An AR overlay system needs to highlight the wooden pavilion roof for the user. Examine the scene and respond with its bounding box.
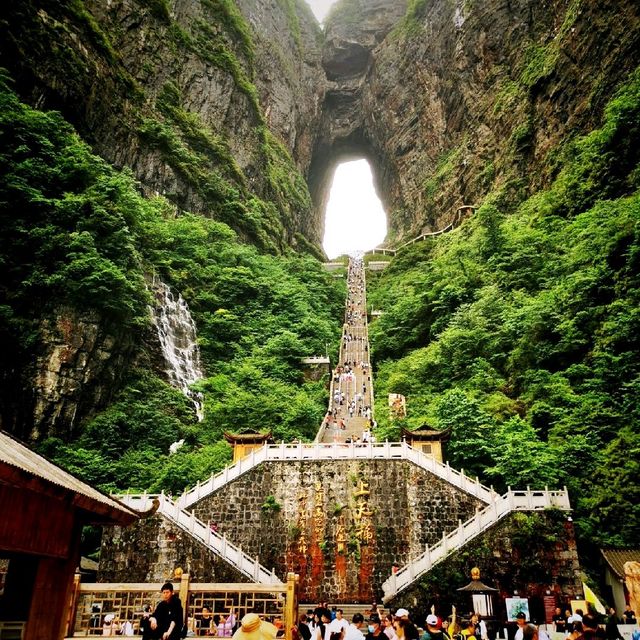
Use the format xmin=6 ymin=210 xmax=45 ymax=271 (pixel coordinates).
xmin=223 ymin=429 xmax=273 ymax=444
xmin=401 ymin=425 xmax=450 ymax=441
xmin=601 ymin=548 xmax=640 ymax=578
xmin=0 ymin=430 xmax=139 ymax=526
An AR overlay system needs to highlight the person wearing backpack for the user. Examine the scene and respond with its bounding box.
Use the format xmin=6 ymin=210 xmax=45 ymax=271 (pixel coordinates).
xmin=421 ymin=615 xmax=449 ymax=640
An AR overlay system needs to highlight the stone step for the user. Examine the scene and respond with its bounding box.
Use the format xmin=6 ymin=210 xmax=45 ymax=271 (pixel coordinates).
xmin=319 ymin=416 xmax=374 ymax=443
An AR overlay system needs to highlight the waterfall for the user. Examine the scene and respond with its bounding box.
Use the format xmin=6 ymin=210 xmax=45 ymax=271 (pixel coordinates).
xmin=150 ymin=279 xmax=204 ymax=421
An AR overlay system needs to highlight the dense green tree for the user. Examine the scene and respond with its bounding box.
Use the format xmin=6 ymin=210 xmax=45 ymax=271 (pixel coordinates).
xmin=368 ymin=67 xmax=640 ymax=547
xmin=0 ymin=74 xmax=344 ymax=494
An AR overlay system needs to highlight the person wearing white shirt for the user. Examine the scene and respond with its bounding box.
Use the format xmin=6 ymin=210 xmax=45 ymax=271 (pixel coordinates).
xmin=345 ymin=614 xmax=366 ymax=640
xmin=328 ymin=611 xmax=350 ymax=640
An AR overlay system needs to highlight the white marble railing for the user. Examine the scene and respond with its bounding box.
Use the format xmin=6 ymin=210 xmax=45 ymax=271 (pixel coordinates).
xmin=150 ymin=442 xmax=499 ymax=510
xmin=381 ymin=487 xmax=571 ymax=602
xmin=117 ymin=493 xmax=279 ymax=585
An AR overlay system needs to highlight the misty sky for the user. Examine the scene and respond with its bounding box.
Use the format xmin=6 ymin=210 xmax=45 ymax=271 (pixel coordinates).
xmin=305 ymin=0 xmax=335 ymax=22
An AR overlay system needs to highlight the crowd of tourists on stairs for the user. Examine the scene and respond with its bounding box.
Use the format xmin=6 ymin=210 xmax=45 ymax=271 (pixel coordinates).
xmin=322 ymin=257 xmax=377 ymax=444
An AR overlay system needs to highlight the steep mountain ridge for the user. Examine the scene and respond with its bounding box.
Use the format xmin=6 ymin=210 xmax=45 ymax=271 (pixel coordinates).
xmin=315 ymin=0 xmax=640 ymax=241
xmin=1 ymin=0 xmax=325 ymax=251
xmin=1 ymin=0 xmax=639 ymax=458
xmin=3 ymin=1 xmax=639 ymax=247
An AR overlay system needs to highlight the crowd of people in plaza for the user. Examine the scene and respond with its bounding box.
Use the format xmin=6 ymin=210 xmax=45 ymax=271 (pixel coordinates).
xmin=294 ymin=603 xmax=495 ymax=640
xmin=91 ymin=578 xmax=640 ymax=640
xmin=290 ymin=602 xmax=640 ymax=640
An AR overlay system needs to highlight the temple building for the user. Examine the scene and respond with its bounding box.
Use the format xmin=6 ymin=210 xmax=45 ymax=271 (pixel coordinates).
xmin=224 ymin=429 xmax=273 ymax=463
xmin=0 ymin=430 xmax=138 ymax=640
xmin=401 ymin=425 xmax=450 ymax=463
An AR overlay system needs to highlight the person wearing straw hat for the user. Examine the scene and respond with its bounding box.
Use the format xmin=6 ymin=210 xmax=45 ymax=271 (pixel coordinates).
xmin=233 ymin=613 xmax=278 ymax=640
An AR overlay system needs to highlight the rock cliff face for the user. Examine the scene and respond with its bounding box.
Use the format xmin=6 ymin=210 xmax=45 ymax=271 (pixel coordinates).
xmin=313 ymin=0 xmax=640 ymax=241
xmin=1 ymin=0 xmax=326 ymax=250
xmin=2 ymin=307 xmax=138 ymax=442
xmin=307 ymin=0 xmax=408 ymax=220
xmin=0 ymin=0 xmax=327 ymax=436
xmin=1 ymin=0 xmax=639 ymax=439
xmin=3 ymin=0 xmax=639 ymax=248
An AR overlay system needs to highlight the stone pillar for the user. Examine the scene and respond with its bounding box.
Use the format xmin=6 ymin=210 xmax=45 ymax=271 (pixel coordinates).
xmin=285 ymin=572 xmax=298 ymax=640
xmin=179 ymin=572 xmax=191 ymax=624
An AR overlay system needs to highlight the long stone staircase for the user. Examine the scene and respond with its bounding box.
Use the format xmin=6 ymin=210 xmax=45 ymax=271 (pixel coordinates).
xmin=381 ymin=487 xmax=571 ymax=602
xmin=117 ymin=256 xmax=571 ymax=600
xmin=317 ymin=257 xmax=374 ymax=445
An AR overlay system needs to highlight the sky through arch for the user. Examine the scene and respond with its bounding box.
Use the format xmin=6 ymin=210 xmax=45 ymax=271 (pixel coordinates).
xmin=306 ymin=0 xmax=336 ymax=23
xmin=322 ymin=159 xmax=387 ymax=259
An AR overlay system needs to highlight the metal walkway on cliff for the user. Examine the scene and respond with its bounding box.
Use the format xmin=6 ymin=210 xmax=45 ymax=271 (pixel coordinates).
xmin=364 ymin=204 xmax=475 ymax=258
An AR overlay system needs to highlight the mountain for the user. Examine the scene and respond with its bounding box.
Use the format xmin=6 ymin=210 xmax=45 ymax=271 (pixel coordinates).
xmin=0 ymin=0 xmax=639 ymax=551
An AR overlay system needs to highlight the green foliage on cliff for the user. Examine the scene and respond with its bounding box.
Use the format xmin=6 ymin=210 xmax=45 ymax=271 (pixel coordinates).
xmin=260 ymin=126 xmax=313 ymax=229
xmin=201 ymin=0 xmax=256 ymax=68
xmin=367 ymin=66 xmax=640 ymax=548
xmin=156 ymin=81 xmax=244 ymax=183
xmin=140 ymin=0 xmax=172 ymax=24
xmin=1 ymin=0 xmax=317 ymax=259
xmin=411 ymin=511 xmax=569 ymax=610
xmin=0 ymin=74 xmax=344 ymax=494
xmin=0 ymin=74 xmax=149 ymax=326
xmin=136 ymin=78 xmax=318 ymax=254
xmin=276 ymin=0 xmax=302 ymax=50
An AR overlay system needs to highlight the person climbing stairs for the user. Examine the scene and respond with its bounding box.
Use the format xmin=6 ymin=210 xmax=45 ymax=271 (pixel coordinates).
xmin=319 ymin=257 xmax=375 ymax=444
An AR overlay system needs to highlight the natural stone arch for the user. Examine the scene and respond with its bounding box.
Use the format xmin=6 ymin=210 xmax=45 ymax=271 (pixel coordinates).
xmin=308 ymin=0 xmax=407 ymax=245
xmin=307 ymin=138 xmax=391 ymax=244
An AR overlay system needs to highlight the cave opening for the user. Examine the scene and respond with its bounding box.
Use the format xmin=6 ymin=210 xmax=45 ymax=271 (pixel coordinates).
xmin=322 ymin=159 xmax=387 ymax=259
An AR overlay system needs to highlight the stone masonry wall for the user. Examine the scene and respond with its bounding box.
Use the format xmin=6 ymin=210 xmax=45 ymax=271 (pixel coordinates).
xmin=188 ymin=459 xmax=484 ymax=602
xmin=100 ymin=460 xmax=581 ymax=606
xmin=99 ymin=514 xmax=250 ymax=584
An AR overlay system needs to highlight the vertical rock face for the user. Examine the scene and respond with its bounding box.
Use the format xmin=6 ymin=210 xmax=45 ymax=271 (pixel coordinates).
xmin=24 ymin=308 xmax=136 ymax=442
xmin=308 ymin=0 xmax=408 ymax=222
xmin=0 ymin=0 xmax=327 ymax=248
xmin=0 ymin=0 xmax=328 ymax=438
xmin=312 ymin=0 xmax=640 ymax=241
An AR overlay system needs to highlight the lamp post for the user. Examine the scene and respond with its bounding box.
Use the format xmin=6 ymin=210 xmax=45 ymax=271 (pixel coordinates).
xmin=457 ymin=567 xmax=498 ymax=618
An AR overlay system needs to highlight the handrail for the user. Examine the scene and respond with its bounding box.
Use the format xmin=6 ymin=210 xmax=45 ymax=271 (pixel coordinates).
xmin=362 ymin=265 xmax=374 ymax=419
xmin=381 ymin=487 xmax=571 ymax=602
xmin=119 ymin=442 xmax=498 ymax=512
xmin=366 ymin=205 xmax=474 ymax=258
xmin=118 ymin=493 xmax=279 ymax=585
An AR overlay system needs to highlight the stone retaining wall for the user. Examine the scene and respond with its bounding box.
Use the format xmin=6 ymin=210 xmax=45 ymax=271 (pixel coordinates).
xmin=99 ymin=460 xmax=580 ymax=605
xmin=98 ymin=514 xmax=250 ymax=584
